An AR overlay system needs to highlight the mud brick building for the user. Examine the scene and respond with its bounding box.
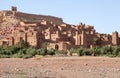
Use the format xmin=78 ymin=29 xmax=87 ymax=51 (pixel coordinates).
xmin=0 ymin=7 xmax=120 ymax=51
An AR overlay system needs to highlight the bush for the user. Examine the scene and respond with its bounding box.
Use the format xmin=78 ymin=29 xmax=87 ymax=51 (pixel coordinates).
xmin=112 ymin=46 xmax=120 ymax=56
xmin=22 ymin=55 xmax=33 ymax=59
xmin=36 ymin=49 xmax=41 ymax=55
xmin=7 ymin=46 xmax=20 ymax=54
xmin=12 ymin=53 xmax=24 ymax=58
xmin=16 ymin=38 xmax=30 ymax=49
xmin=107 ymin=54 xmax=116 ymax=57
xmin=36 ymin=48 xmax=47 ymax=56
xmin=18 ymin=48 xmax=26 ymax=55
xmin=118 ymin=52 xmax=120 ymax=57
xmin=47 ymin=49 xmax=55 ymax=55
xmin=100 ymin=46 xmax=113 ymax=56
xmin=0 ymin=46 xmax=20 ymax=56
xmin=77 ymin=47 xmax=85 ymax=56
xmin=53 ymin=50 xmax=67 ymax=56
xmin=26 ymin=47 xmax=36 ymax=56
xmin=69 ymin=48 xmax=76 ymax=56
xmin=84 ymin=49 xmax=92 ymax=55
xmin=1 ymin=43 xmax=120 ymax=58
xmin=0 ymin=55 xmax=11 ymax=58
xmin=93 ymin=47 xmax=101 ymax=56
xmin=60 ymin=50 xmax=67 ymax=55
xmin=54 ymin=50 xmax=60 ymax=54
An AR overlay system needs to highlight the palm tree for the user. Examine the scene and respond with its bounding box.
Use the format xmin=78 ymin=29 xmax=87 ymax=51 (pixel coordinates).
xmin=42 ymin=42 xmax=49 ymax=49
xmin=92 ymin=38 xmax=98 ymax=56
xmin=93 ymin=38 xmax=97 ymax=46
xmin=42 ymin=42 xmax=49 ymax=55
xmin=16 ymin=37 xmax=30 ymax=49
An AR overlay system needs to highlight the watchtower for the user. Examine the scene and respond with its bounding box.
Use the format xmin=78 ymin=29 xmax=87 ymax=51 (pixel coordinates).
xmin=11 ymin=6 xmax=17 ymax=11
xmin=112 ymin=31 xmax=119 ymax=45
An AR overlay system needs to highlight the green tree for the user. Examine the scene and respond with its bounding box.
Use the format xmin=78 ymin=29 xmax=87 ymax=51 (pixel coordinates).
xmin=47 ymin=49 xmax=55 ymax=55
xmin=36 ymin=48 xmax=47 ymax=56
xmin=92 ymin=38 xmax=98 ymax=46
xmin=92 ymin=38 xmax=98 ymax=56
xmin=77 ymin=47 xmax=85 ymax=56
xmin=113 ymin=46 xmax=120 ymax=56
xmin=16 ymin=38 xmax=30 ymax=49
xmin=26 ymin=47 xmax=36 ymax=56
xmin=42 ymin=42 xmax=49 ymax=49
xmin=69 ymin=48 xmax=76 ymax=56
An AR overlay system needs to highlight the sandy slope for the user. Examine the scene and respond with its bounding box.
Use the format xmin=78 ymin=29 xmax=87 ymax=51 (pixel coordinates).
xmin=0 ymin=56 xmax=120 ymax=78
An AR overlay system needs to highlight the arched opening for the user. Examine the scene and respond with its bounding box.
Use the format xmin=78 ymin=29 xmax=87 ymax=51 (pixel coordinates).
xmin=55 ymin=44 xmax=59 ymax=50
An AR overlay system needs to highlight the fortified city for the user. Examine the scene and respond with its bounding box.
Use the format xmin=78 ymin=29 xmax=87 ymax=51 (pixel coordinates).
xmin=0 ymin=6 xmax=119 ymax=51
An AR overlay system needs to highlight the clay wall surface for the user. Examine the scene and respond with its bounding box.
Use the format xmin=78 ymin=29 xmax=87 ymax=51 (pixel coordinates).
xmin=14 ymin=12 xmax=63 ymax=25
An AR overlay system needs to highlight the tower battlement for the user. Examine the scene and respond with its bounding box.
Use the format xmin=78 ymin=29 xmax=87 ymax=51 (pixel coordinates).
xmin=11 ymin=6 xmax=17 ymax=11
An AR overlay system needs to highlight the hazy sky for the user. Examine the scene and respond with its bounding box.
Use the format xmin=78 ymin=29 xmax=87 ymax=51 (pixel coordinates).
xmin=0 ymin=0 xmax=120 ymax=34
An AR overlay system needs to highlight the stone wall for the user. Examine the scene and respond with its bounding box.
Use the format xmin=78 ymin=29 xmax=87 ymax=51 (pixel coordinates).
xmin=14 ymin=12 xmax=63 ymax=25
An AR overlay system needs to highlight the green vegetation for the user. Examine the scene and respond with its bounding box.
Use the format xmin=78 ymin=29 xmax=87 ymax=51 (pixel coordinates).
xmin=0 ymin=39 xmax=65 ymax=58
xmin=0 ymin=38 xmax=120 ymax=58
xmin=70 ymin=46 xmax=120 ymax=57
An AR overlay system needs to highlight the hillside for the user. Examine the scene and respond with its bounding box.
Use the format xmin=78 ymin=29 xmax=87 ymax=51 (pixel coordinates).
xmin=0 ymin=7 xmax=64 ymax=29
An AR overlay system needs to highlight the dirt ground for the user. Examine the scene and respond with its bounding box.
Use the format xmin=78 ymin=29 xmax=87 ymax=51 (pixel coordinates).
xmin=0 ymin=56 xmax=120 ymax=78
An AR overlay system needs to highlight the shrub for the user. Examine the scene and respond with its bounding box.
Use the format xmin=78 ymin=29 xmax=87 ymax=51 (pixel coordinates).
xmin=0 ymin=55 xmax=11 ymax=58
xmin=36 ymin=48 xmax=47 ymax=56
xmin=118 ymin=52 xmax=120 ymax=57
xmin=93 ymin=47 xmax=101 ymax=56
xmin=77 ymin=47 xmax=85 ymax=56
xmin=22 ymin=55 xmax=33 ymax=59
xmin=107 ymin=54 xmax=116 ymax=57
xmin=36 ymin=49 xmax=41 ymax=55
xmin=18 ymin=48 xmax=26 ymax=55
xmin=16 ymin=38 xmax=30 ymax=49
xmin=47 ymin=49 xmax=55 ymax=55
xmin=26 ymin=47 xmax=36 ymax=56
xmin=113 ymin=46 xmax=120 ymax=56
xmin=60 ymin=50 xmax=67 ymax=55
xmin=13 ymin=53 xmax=24 ymax=58
xmin=0 ymin=46 xmax=20 ymax=56
xmin=84 ymin=49 xmax=92 ymax=55
xmin=54 ymin=50 xmax=62 ymax=54
xmin=100 ymin=46 xmax=114 ymax=55
xmin=69 ymin=48 xmax=77 ymax=56
xmin=54 ymin=50 xmax=67 ymax=55
xmin=12 ymin=48 xmax=26 ymax=58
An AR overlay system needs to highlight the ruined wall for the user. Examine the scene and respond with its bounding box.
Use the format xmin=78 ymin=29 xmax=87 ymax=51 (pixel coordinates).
xmin=97 ymin=34 xmax=112 ymax=46
xmin=14 ymin=12 xmax=63 ymax=25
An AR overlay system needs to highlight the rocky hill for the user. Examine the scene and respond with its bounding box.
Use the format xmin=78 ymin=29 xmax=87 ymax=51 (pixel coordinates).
xmin=0 ymin=7 xmax=64 ymax=29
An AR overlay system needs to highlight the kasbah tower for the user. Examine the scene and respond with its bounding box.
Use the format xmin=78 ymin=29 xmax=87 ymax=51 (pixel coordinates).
xmin=0 ymin=6 xmax=119 ymax=51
